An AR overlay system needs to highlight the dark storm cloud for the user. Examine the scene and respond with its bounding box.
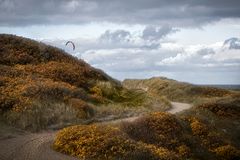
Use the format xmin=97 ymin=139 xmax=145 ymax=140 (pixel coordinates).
xmin=142 ymin=26 xmax=178 ymax=41
xmin=0 ymin=0 xmax=240 ymax=26
xmin=223 ymin=38 xmax=240 ymax=50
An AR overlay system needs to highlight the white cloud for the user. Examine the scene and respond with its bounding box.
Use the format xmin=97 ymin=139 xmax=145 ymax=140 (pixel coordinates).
xmin=206 ymin=49 xmax=240 ymax=61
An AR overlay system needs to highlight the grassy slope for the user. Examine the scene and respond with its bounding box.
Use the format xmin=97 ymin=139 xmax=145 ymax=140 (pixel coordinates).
xmin=123 ymin=77 xmax=237 ymax=104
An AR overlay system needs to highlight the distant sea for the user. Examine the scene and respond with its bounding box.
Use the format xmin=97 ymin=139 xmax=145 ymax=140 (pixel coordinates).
xmin=198 ymin=84 xmax=240 ymax=90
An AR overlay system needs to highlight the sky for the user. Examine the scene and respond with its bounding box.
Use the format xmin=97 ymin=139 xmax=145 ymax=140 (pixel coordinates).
xmin=0 ymin=0 xmax=240 ymax=84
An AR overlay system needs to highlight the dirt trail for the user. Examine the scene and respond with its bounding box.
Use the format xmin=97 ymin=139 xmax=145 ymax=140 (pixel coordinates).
xmin=0 ymin=102 xmax=191 ymax=160
xmin=104 ymin=101 xmax=192 ymax=124
xmin=0 ymin=131 xmax=78 ymax=160
xmin=168 ymin=102 xmax=192 ymax=114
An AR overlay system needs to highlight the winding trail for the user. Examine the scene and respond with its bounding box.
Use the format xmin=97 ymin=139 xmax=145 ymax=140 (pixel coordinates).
xmin=0 ymin=102 xmax=191 ymax=160
xmin=104 ymin=102 xmax=192 ymax=124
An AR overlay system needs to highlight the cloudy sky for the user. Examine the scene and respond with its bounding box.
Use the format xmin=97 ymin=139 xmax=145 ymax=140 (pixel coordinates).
xmin=1 ymin=0 xmax=240 ymax=84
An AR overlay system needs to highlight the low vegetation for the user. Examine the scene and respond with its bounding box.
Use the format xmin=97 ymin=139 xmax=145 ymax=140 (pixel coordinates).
xmin=54 ymin=111 xmax=240 ymax=160
xmin=123 ymin=77 xmax=237 ymax=103
xmin=53 ymin=122 xmax=180 ymax=160
xmin=54 ymin=91 xmax=240 ymax=159
xmin=121 ymin=112 xmax=184 ymax=149
xmin=197 ymin=96 xmax=240 ymax=118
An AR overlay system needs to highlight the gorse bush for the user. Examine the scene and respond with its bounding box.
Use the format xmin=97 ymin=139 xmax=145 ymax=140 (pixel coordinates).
xmin=121 ymin=112 xmax=183 ymax=149
xmin=197 ymin=97 xmax=240 ymax=118
xmin=121 ymin=112 xmax=192 ymax=159
xmin=54 ymin=125 xmax=149 ymax=160
xmin=213 ymin=145 xmax=240 ymax=160
xmin=53 ymin=124 xmax=180 ymax=160
xmin=186 ymin=117 xmax=240 ymax=159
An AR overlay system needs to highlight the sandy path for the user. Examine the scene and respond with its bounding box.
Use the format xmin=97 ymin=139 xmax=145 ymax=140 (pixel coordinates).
xmin=100 ymin=102 xmax=192 ymax=124
xmin=168 ymin=102 xmax=192 ymax=114
xmin=0 ymin=131 xmax=78 ymax=160
xmin=0 ymin=102 xmax=191 ymax=160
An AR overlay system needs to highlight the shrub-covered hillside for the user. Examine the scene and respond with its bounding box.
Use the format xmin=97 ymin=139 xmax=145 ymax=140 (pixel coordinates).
xmin=54 ymin=95 xmax=240 ymax=160
xmin=0 ymin=34 xmax=121 ymax=130
xmin=0 ymin=34 xmax=171 ymax=131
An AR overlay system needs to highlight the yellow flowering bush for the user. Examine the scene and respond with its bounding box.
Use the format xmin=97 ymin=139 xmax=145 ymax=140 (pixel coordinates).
xmin=189 ymin=117 xmax=208 ymax=137
xmin=53 ymin=123 xmax=183 ymax=160
xmin=213 ymin=145 xmax=240 ymax=160
xmin=197 ymin=98 xmax=240 ymax=118
xmin=121 ymin=112 xmax=184 ymax=149
xmin=54 ymin=124 xmax=140 ymax=159
xmin=90 ymin=86 xmax=103 ymax=97
xmin=187 ymin=117 xmax=240 ymax=159
xmin=177 ymin=145 xmax=191 ymax=158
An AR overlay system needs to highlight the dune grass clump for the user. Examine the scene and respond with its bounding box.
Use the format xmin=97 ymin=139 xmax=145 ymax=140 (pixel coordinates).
xmin=6 ymin=101 xmax=80 ymax=131
xmin=68 ymin=98 xmax=95 ymax=119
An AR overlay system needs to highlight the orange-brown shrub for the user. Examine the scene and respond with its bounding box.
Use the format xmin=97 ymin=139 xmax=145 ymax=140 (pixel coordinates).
xmin=0 ymin=73 xmax=78 ymax=112
xmin=121 ymin=112 xmax=185 ymax=150
xmin=53 ymin=125 xmax=146 ymax=159
xmin=197 ymin=98 xmax=240 ymax=118
xmin=176 ymin=144 xmax=191 ymax=158
xmin=189 ymin=86 xmax=231 ymax=98
xmin=90 ymin=86 xmax=103 ymax=97
xmin=190 ymin=117 xmax=209 ymax=137
xmin=188 ymin=117 xmax=228 ymax=152
xmin=53 ymin=124 xmax=180 ymax=160
xmin=213 ymin=145 xmax=240 ymax=160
